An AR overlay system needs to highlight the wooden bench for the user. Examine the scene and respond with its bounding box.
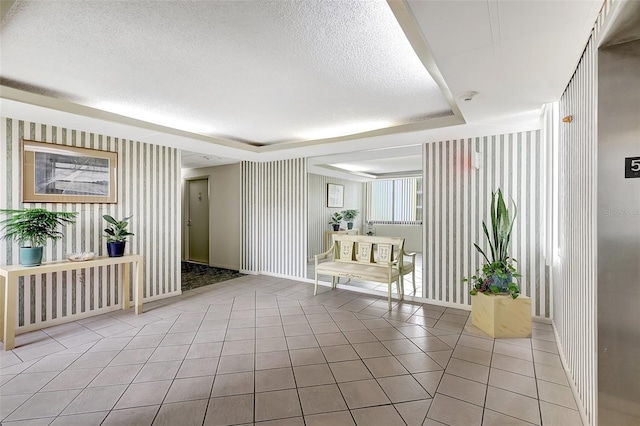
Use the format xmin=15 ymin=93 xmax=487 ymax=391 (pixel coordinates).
xmin=314 ymin=235 xmax=410 ymax=310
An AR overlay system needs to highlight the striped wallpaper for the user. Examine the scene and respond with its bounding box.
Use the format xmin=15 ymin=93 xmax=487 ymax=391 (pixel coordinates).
xmin=307 ymin=173 xmax=364 ymax=262
xmin=241 ymin=159 xmax=307 ymax=278
xmin=422 ymin=131 xmax=548 ymax=316
xmin=553 ymin=5 xmax=607 ymax=424
xmin=0 ymin=117 xmax=181 ymax=328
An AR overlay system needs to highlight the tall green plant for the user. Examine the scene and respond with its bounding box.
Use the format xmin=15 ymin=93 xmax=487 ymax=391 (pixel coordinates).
xmin=475 ymin=189 xmax=516 ymax=265
xmin=0 ymin=208 xmax=78 ymax=247
xmin=464 ymin=189 xmax=521 ymax=298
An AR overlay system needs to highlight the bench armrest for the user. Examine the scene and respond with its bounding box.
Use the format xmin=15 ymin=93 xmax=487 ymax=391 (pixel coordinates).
xmin=314 ymin=248 xmax=334 ymax=264
xmin=401 ymin=250 xmax=417 ymax=260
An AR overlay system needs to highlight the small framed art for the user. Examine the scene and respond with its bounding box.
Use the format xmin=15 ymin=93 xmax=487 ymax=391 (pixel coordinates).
xmin=327 ymin=183 xmax=344 ymax=208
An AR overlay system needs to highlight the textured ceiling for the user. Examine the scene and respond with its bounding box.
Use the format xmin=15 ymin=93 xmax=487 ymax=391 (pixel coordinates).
xmin=406 ymin=0 xmax=603 ymax=126
xmin=181 ymin=150 xmax=238 ymax=170
xmin=0 ymin=0 xmax=453 ymax=146
xmin=0 ymin=0 xmax=605 ymax=173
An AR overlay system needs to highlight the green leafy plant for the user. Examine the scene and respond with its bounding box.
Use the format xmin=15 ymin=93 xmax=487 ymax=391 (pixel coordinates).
xmin=103 ymin=215 xmax=134 ymax=242
xmin=0 ymin=208 xmax=78 ymax=247
xmin=464 ymin=189 xmax=521 ymax=299
xmin=341 ymin=209 xmax=359 ymax=222
xmin=329 ymin=212 xmax=343 ymax=226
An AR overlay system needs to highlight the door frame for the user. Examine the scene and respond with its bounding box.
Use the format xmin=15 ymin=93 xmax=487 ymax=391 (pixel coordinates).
xmin=184 ymin=175 xmax=210 ymax=264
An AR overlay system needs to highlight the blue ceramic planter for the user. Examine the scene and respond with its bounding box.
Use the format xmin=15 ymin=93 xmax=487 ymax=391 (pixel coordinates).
xmin=107 ymin=241 xmax=126 ymax=257
xmin=486 ymin=272 xmax=513 ymax=292
xmin=20 ymin=247 xmax=43 ymax=266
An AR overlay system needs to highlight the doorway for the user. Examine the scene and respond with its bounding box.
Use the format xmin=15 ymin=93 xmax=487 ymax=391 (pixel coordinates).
xmin=185 ymin=177 xmax=210 ymax=264
xmin=306 ymin=147 xmax=425 ymax=298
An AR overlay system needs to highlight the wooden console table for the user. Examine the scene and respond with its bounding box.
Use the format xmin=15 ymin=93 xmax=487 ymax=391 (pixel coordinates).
xmin=0 ymin=254 xmax=144 ymax=350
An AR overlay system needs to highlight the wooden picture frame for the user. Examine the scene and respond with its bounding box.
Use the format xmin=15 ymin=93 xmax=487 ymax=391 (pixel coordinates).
xmin=22 ymin=140 xmax=118 ymax=203
xmin=327 ymin=183 xmax=344 ymax=208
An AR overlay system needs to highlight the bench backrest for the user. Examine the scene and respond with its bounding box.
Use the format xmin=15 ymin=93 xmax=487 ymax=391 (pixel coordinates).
xmin=331 ymin=234 xmax=405 ymax=267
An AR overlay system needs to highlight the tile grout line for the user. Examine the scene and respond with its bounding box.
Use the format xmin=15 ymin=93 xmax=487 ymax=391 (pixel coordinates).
xmin=7 ymin=329 xmax=127 ymax=423
xmin=282 ymin=294 xmax=309 ymax=425
xmin=532 ymin=335 xmax=544 ymax=426
xmin=149 ymin=303 xmax=209 ymax=425
xmin=2 ymin=277 xmax=555 ymax=425
xmin=90 ymin=313 xmax=165 ymax=422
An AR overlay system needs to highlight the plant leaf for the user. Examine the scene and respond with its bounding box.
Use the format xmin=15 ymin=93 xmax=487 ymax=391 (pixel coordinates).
xmin=473 ymin=243 xmax=490 ymax=264
xmin=481 ymin=221 xmax=496 ymax=263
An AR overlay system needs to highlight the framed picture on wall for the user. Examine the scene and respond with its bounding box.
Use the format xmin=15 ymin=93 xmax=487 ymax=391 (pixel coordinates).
xmin=22 ymin=140 xmax=118 ymax=203
xmin=327 ymin=183 xmax=344 ymax=208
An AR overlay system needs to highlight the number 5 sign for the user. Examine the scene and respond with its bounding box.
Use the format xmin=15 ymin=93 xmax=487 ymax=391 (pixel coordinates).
xmin=626 ymin=157 xmax=640 ymax=178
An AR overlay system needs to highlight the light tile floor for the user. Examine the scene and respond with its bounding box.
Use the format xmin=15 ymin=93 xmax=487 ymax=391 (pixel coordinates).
xmin=0 ymin=275 xmax=582 ymax=425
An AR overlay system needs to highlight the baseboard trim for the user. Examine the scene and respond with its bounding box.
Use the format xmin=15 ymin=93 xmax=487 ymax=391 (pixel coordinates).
xmin=255 ymin=271 xmax=306 ymax=280
xmin=209 ymin=263 xmax=241 ymax=271
xmin=533 ymin=316 xmax=552 ymax=324
xmin=551 ymin=320 xmax=592 ymax=426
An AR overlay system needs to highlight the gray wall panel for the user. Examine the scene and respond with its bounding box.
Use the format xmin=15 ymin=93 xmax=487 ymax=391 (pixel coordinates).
xmin=597 ymin=39 xmax=640 ymax=426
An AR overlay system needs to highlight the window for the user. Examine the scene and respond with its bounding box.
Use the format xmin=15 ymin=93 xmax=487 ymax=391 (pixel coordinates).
xmin=367 ymin=178 xmax=422 ymax=225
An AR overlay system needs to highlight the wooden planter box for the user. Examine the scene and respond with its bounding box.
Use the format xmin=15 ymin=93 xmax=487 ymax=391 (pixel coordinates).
xmin=471 ymin=294 xmax=532 ymax=338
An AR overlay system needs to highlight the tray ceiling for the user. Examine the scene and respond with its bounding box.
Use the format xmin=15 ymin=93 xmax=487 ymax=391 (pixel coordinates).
xmin=0 ymin=0 xmax=456 ymax=147
xmin=0 ymin=0 xmax=605 ymax=169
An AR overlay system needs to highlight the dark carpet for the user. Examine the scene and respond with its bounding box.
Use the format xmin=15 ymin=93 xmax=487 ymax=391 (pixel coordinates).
xmin=181 ymin=262 xmax=245 ymax=291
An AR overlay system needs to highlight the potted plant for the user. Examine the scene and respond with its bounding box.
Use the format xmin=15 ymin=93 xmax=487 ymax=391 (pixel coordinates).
xmin=103 ymin=215 xmax=134 ymax=257
xmin=465 ymin=189 xmax=521 ymax=298
xmin=341 ymin=209 xmax=359 ymax=230
xmin=0 ymin=208 xmax=78 ymax=266
xmin=329 ymin=212 xmax=343 ymax=231
xmin=464 ymin=189 xmax=530 ymax=338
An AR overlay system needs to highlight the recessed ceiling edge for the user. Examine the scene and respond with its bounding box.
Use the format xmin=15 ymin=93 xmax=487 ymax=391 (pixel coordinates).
xmin=257 ymin=114 xmax=463 ymax=153
xmin=0 ymin=86 xmax=259 ymax=153
xmin=386 ymin=0 xmax=466 ymax=123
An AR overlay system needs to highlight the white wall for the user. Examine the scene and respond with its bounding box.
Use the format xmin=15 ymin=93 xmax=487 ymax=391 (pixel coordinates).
xmin=182 ymin=163 xmax=241 ymax=270
xmin=374 ymin=225 xmax=421 ymax=253
xmin=307 ymin=173 xmax=365 ymax=261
